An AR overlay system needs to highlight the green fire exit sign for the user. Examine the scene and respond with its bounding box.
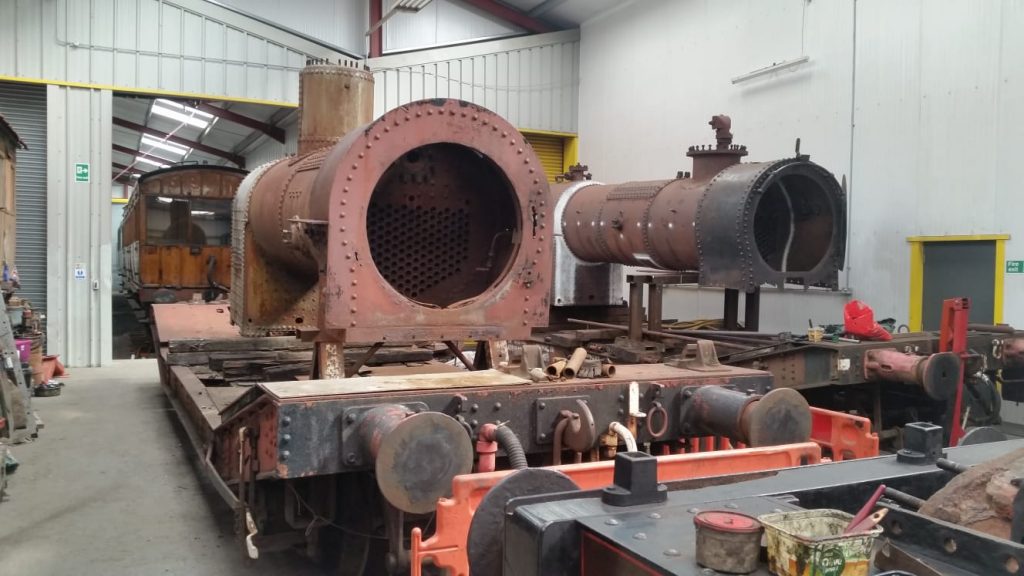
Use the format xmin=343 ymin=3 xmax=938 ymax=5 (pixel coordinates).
xmin=1008 ymin=260 xmax=1024 ymax=274
xmin=74 ymin=162 xmax=90 ymax=183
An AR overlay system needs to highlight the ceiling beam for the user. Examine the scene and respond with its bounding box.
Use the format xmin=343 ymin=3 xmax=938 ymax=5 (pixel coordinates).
xmin=112 ymin=143 xmax=178 ymax=165
xmin=112 ymin=117 xmax=246 ymax=168
xmin=527 ymin=0 xmax=567 ymax=17
xmin=459 ymin=0 xmax=555 ymax=33
xmin=194 ymin=103 xmax=286 ymax=143
xmin=112 ymin=162 xmax=149 ymax=176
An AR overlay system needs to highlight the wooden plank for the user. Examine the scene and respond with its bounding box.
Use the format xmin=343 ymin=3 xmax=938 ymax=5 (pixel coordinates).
xmin=166 ymin=351 xmax=211 ymax=366
xmin=168 ymin=336 xmax=313 ymax=353
xmin=260 ymin=369 xmax=528 ymax=400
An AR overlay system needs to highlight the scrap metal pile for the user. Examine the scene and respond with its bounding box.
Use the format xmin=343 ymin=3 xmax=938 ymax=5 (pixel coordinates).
xmin=150 ymin=61 xmax=1023 ymax=575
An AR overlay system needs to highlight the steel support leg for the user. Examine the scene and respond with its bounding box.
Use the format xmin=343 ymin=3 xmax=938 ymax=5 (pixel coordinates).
xmin=724 ymin=289 xmax=740 ymax=330
xmin=628 ymin=282 xmax=645 ymax=341
xmin=648 ymin=284 xmax=663 ymax=332
xmin=744 ymin=287 xmax=761 ymax=331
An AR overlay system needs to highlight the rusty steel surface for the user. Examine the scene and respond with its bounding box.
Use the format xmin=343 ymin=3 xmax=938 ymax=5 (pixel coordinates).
xmin=235 ymin=98 xmax=552 ymax=343
xmin=297 ymin=63 xmax=374 ymax=156
xmin=213 ymin=365 xmax=778 ymax=481
xmin=863 ymin=348 xmax=960 ymax=400
xmin=151 ymin=302 xmax=238 ymax=343
xmin=359 ymin=405 xmax=474 ymax=514
xmin=559 ymin=116 xmax=846 ymax=290
xmin=680 ymin=385 xmax=811 ymax=447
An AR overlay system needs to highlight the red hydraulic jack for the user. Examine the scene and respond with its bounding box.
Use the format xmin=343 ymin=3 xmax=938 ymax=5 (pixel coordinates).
xmin=938 ymin=297 xmax=969 ymax=446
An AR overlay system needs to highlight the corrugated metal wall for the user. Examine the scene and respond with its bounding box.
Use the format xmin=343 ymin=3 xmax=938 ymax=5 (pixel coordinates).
xmin=213 ymin=0 xmax=366 ymax=55
xmin=0 ymin=0 xmax=349 ymax=105
xmin=384 ymin=0 xmax=523 ymax=54
xmin=47 ymin=86 xmax=113 ymax=367
xmin=368 ymin=30 xmax=579 ymax=133
xmin=0 ymin=82 xmax=47 ymax=316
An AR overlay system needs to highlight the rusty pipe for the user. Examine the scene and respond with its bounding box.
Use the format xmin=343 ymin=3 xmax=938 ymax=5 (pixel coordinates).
xmin=679 ymin=386 xmax=811 ymax=447
xmin=556 ymin=118 xmax=846 ymax=290
xmin=358 ymin=405 xmax=473 ymax=514
xmin=863 ymin=349 xmax=960 ymax=400
xmin=562 ymin=347 xmax=588 ymax=379
xmin=546 ymin=358 xmax=567 ymax=378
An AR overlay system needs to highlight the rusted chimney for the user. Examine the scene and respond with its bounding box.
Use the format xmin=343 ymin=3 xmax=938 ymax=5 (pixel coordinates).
xmin=297 ymin=59 xmax=374 ymax=156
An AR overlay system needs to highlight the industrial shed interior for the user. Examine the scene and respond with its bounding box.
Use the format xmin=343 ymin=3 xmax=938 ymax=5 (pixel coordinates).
xmin=3 ymin=1 xmax=1024 ymax=575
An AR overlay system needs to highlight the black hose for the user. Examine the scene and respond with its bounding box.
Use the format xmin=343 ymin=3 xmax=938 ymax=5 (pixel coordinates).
xmin=494 ymin=424 xmax=528 ymax=470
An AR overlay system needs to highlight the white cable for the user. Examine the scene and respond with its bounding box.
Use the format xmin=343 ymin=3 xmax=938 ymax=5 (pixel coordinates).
xmin=778 ymin=180 xmax=796 ymax=273
xmin=608 ymin=421 xmax=637 ymax=453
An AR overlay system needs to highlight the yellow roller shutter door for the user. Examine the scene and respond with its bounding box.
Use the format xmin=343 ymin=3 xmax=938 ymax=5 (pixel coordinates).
xmin=523 ymin=133 xmax=564 ymax=182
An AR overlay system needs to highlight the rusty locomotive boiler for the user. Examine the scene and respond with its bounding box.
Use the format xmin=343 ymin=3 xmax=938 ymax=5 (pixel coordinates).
xmin=152 ymin=62 xmax=884 ymax=576
xmin=554 ymin=116 xmax=846 ymax=291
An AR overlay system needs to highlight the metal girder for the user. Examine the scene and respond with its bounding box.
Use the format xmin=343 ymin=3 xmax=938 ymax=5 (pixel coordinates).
xmin=370 ymin=0 xmax=383 ymax=58
xmin=194 ymin=103 xmax=286 ymax=143
xmin=112 ymin=117 xmax=246 ymax=168
xmin=112 ymin=162 xmax=149 ymax=180
xmin=527 ymin=0 xmax=567 ymax=17
xmin=112 ymin=143 xmax=177 ymax=165
xmin=459 ymin=0 xmax=555 ymax=33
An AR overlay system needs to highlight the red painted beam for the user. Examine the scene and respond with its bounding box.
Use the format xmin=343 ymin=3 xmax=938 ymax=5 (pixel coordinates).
xmin=459 ymin=0 xmax=554 ymax=33
xmin=370 ymin=0 xmax=383 ymax=58
xmin=112 ymin=117 xmax=246 ymax=168
xmin=195 ymin=103 xmax=286 ymax=143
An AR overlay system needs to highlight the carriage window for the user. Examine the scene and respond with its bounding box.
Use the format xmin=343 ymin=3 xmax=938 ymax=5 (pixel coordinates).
xmin=190 ymin=198 xmax=232 ymax=246
xmin=145 ymin=196 xmax=232 ymax=246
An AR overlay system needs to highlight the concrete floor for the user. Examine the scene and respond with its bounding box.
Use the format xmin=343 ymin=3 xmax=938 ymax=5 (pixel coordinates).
xmin=0 ymin=359 xmax=325 ymax=576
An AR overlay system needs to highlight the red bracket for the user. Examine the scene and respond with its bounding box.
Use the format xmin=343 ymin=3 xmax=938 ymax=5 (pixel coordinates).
xmin=938 ymin=297 xmax=970 ymax=446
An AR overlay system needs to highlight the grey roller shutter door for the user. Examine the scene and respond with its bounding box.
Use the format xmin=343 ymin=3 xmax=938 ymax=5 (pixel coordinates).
xmin=0 ymin=81 xmax=47 ymax=316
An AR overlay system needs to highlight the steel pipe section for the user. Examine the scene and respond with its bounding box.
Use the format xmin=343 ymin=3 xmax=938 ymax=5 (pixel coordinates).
xmin=863 ymin=348 xmax=961 ymax=400
xmin=678 ymin=386 xmax=812 ymax=447
xmin=358 ymin=405 xmax=473 ymax=514
xmin=235 ymin=95 xmax=552 ymax=341
xmin=558 ymin=117 xmax=846 ymax=290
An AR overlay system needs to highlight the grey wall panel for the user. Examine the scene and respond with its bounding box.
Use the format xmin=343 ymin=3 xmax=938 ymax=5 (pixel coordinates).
xmin=0 ymin=82 xmax=48 ymax=319
xmin=369 ymin=30 xmax=580 ymax=133
xmin=213 ymin=0 xmax=366 ymax=55
xmin=384 ymin=0 xmax=523 ymax=54
xmin=0 ymin=0 xmax=351 ymax=105
xmin=47 ymin=86 xmax=113 ymax=367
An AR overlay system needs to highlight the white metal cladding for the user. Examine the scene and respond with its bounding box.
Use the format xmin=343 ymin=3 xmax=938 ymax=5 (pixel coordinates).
xmin=0 ymin=82 xmax=48 ymax=319
xmin=0 ymin=0 xmax=350 ymax=105
xmin=384 ymin=0 xmax=523 ymax=54
xmin=368 ymin=30 xmax=580 ymax=133
xmin=47 ymin=86 xmax=113 ymax=367
xmin=213 ymin=0 xmax=367 ymax=55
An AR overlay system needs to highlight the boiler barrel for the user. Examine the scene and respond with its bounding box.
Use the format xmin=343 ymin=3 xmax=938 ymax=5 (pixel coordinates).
xmin=558 ymin=158 xmax=846 ymax=290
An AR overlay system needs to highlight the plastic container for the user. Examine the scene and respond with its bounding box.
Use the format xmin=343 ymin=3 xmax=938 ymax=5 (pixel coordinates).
xmin=14 ymin=339 xmax=31 ymax=364
xmin=7 ymin=306 xmax=23 ymax=327
xmin=759 ymin=509 xmax=882 ymax=576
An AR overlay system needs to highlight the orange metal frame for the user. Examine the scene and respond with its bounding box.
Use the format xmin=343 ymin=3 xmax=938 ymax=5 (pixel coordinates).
xmin=411 ymin=443 xmax=822 ymax=576
xmin=410 ymin=406 xmax=879 ymax=576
